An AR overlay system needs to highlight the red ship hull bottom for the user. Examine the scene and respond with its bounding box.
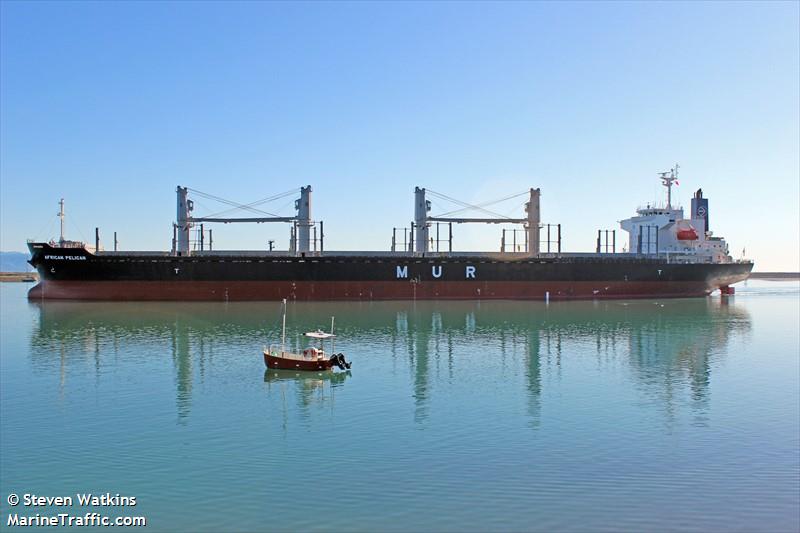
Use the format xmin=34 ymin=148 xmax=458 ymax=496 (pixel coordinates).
xmin=27 ymin=280 xmax=731 ymax=301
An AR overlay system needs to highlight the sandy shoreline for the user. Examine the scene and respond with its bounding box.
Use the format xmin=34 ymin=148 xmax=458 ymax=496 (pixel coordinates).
xmin=0 ymin=272 xmax=38 ymax=282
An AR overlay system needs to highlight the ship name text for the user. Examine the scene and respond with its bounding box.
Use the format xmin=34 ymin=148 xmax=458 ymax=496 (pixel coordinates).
xmin=396 ymin=265 xmax=476 ymax=279
xmin=44 ymin=255 xmax=87 ymax=261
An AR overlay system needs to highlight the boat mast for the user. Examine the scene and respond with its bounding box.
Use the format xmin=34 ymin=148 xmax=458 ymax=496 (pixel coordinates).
xmin=281 ymin=298 xmax=287 ymax=353
xmin=330 ymin=316 xmax=335 ymax=353
xmin=58 ymin=198 xmax=65 ymax=244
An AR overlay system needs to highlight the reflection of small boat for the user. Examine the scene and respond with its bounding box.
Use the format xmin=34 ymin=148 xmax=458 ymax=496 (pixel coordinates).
xmin=263 ymin=299 xmax=352 ymax=371
xmin=263 ymin=368 xmax=350 ymax=385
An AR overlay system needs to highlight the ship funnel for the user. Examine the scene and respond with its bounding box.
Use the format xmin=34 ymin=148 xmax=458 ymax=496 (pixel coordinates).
xmin=691 ymin=188 xmax=709 ymax=233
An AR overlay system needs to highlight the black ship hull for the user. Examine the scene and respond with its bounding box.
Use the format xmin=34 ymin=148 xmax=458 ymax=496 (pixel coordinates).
xmin=26 ymin=243 xmax=753 ymax=301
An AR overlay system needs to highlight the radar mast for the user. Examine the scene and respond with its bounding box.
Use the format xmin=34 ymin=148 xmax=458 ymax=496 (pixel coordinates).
xmin=659 ymin=164 xmax=679 ymax=209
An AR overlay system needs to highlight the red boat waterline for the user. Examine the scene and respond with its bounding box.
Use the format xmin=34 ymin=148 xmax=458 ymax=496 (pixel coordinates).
xmin=263 ymin=351 xmax=334 ymax=371
xmin=26 ymin=279 xmax=734 ymax=301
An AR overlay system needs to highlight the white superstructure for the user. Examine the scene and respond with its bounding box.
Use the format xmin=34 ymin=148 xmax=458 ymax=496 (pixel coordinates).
xmin=619 ymin=166 xmax=732 ymax=263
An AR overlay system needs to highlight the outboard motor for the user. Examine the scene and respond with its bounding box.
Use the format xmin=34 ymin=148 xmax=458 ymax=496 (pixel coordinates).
xmin=329 ymin=353 xmax=351 ymax=370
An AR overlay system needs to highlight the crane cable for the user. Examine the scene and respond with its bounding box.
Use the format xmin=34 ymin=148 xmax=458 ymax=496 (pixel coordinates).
xmin=201 ymin=188 xmax=298 ymax=219
xmin=427 ymin=189 xmax=506 ymax=219
xmin=427 ymin=189 xmax=529 ymax=219
xmin=187 ymin=188 xmax=297 ymax=218
xmin=188 ymin=189 xmax=278 ymax=217
xmin=434 ymin=189 xmax=530 ymax=218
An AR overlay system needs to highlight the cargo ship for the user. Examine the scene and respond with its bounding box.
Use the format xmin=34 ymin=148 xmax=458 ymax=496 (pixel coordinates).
xmin=27 ymin=168 xmax=753 ymax=301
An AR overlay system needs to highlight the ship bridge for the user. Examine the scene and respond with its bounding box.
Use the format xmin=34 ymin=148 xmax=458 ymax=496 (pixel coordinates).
xmin=619 ymin=166 xmax=730 ymax=263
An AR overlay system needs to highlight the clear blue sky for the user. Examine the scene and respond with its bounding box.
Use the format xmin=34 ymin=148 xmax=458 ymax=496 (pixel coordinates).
xmin=1 ymin=1 xmax=797 ymax=270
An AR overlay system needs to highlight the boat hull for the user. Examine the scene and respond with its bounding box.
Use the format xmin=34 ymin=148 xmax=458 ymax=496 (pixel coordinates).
xmin=26 ymin=243 xmax=753 ymax=301
xmin=263 ymin=352 xmax=334 ymax=371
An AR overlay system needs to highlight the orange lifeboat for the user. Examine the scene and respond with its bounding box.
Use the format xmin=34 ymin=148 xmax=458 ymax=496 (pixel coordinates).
xmin=676 ymin=223 xmax=698 ymax=241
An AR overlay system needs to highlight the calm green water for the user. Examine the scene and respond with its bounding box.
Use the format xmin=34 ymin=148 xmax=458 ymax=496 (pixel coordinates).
xmin=1 ymin=281 xmax=798 ymax=532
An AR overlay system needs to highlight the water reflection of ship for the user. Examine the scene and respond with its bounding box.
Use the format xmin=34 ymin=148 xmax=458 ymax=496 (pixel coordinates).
xmin=389 ymin=298 xmax=751 ymax=426
xmin=30 ymin=302 xmax=233 ymax=422
xmin=30 ymin=298 xmax=750 ymax=425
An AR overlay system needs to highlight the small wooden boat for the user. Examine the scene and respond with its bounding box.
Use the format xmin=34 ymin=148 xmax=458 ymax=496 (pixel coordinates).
xmin=263 ymin=299 xmax=351 ymax=371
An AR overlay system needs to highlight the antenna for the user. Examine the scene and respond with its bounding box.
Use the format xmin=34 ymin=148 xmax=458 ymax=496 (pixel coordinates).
xmin=658 ymin=167 xmax=678 ymax=209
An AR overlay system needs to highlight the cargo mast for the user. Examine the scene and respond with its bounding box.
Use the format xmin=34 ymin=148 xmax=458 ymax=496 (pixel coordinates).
xmin=526 ymin=188 xmax=540 ymax=255
xmin=173 ymin=186 xmax=314 ymax=256
xmin=414 ymin=187 xmax=540 ymax=256
xmin=414 ymin=187 xmax=430 ymax=254
xmin=296 ymin=186 xmax=312 ymax=254
xmin=175 ymin=187 xmax=192 ymax=254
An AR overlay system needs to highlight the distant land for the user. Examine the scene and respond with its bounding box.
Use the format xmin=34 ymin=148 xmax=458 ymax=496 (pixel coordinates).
xmin=749 ymin=272 xmax=800 ymax=279
xmin=0 ymin=251 xmax=32 ymax=272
